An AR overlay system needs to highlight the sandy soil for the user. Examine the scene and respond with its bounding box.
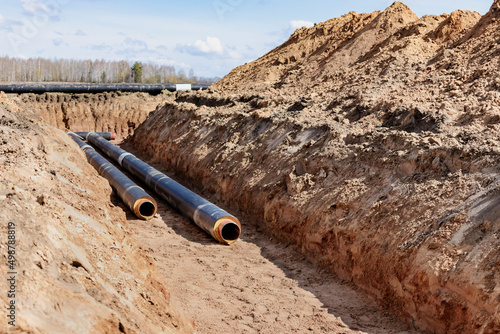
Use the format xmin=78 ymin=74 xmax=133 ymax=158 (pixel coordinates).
xmin=129 ymin=2 xmax=500 ymax=330
xmin=0 ymin=93 xmax=417 ymax=333
xmin=136 ymin=2 xmax=498 ymax=332
xmin=130 ymin=92 xmax=499 ymax=332
xmin=8 ymin=92 xmax=172 ymax=139
xmin=0 ymin=103 xmax=193 ymax=333
xmin=121 ymin=145 xmax=416 ymax=334
xmin=2 ymin=1 xmax=500 ymax=333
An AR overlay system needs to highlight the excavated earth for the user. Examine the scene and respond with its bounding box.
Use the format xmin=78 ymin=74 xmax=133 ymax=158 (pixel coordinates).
xmin=0 ymin=98 xmax=194 ymax=333
xmin=0 ymin=94 xmax=419 ymax=333
xmin=2 ymin=1 xmax=500 ymax=333
xmin=129 ymin=1 xmax=500 ymax=333
xmin=0 ymin=94 xmax=418 ymax=333
xmin=8 ymin=91 xmax=170 ymax=139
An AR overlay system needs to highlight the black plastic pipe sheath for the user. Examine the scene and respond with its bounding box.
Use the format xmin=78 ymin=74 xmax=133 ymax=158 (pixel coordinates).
xmin=0 ymin=84 xmax=209 ymax=95
xmin=68 ymin=132 xmax=157 ymax=220
xmin=74 ymin=132 xmax=115 ymax=140
xmin=84 ymin=132 xmax=241 ymax=244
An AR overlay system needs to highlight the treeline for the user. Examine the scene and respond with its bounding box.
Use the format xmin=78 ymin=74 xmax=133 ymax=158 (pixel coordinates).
xmin=0 ymin=56 xmax=218 ymax=84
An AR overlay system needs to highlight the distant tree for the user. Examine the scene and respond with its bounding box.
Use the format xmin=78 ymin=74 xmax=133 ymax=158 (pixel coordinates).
xmin=131 ymin=62 xmax=143 ymax=83
xmin=87 ymin=60 xmax=93 ymax=82
xmin=177 ymin=69 xmax=187 ymax=82
xmin=0 ymin=56 xmax=217 ymax=84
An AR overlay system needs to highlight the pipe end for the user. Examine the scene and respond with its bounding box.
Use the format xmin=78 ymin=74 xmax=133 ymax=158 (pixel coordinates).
xmin=134 ymin=197 xmax=157 ymax=220
xmin=110 ymin=133 xmax=116 ymax=140
xmin=214 ymin=218 xmax=241 ymax=244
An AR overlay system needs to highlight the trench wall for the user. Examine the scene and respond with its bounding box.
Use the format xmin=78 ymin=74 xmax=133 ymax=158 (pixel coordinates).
xmin=0 ymin=104 xmax=194 ymax=333
xmin=6 ymin=92 xmax=170 ymax=138
xmin=129 ymin=98 xmax=500 ymax=334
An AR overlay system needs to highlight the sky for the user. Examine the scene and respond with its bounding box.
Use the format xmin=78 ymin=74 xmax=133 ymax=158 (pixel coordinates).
xmin=0 ymin=0 xmax=494 ymax=78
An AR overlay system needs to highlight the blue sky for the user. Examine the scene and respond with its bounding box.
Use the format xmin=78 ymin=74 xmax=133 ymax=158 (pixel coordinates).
xmin=0 ymin=0 xmax=494 ymax=78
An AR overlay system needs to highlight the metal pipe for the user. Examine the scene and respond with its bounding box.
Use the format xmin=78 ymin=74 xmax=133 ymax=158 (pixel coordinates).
xmin=68 ymin=132 xmax=157 ymax=220
xmin=0 ymin=84 xmax=209 ymax=95
xmin=74 ymin=132 xmax=116 ymax=140
xmin=85 ymin=132 xmax=241 ymax=244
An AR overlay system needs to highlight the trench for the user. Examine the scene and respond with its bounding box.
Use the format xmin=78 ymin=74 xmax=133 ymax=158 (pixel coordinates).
xmin=10 ymin=91 xmax=419 ymax=333
xmin=128 ymin=93 xmax=499 ymax=334
xmin=120 ymin=144 xmax=415 ymax=334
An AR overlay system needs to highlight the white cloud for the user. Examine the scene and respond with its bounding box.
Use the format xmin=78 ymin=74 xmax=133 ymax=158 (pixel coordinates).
xmin=142 ymin=55 xmax=190 ymax=69
xmin=228 ymin=50 xmax=242 ymax=59
xmin=122 ymin=37 xmax=148 ymax=51
xmin=290 ymin=20 xmax=314 ymax=30
xmin=19 ymin=0 xmax=64 ymax=21
xmin=114 ymin=38 xmax=151 ymax=56
xmin=175 ymin=36 xmax=245 ymax=61
xmin=88 ymin=43 xmax=113 ymax=52
xmin=177 ymin=36 xmax=224 ymax=57
xmin=20 ymin=0 xmax=50 ymax=14
xmin=193 ymin=36 xmax=224 ymax=55
xmin=0 ymin=14 xmax=23 ymax=32
xmin=271 ymin=20 xmax=316 ymax=44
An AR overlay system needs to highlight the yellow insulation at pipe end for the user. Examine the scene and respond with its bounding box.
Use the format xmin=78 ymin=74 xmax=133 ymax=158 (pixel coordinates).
xmin=213 ymin=217 xmax=241 ymax=244
xmin=133 ymin=197 xmax=158 ymax=220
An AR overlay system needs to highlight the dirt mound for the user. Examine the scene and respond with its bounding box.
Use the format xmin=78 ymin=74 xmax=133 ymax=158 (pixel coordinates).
xmin=0 ymin=102 xmax=194 ymax=333
xmin=213 ymin=2 xmax=486 ymax=111
xmin=214 ymin=10 xmax=379 ymax=93
xmin=6 ymin=92 xmax=171 ymax=139
xmin=129 ymin=2 xmax=500 ymax=332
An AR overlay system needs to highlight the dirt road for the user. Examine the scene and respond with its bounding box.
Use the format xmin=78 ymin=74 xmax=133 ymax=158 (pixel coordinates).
xmin=123 ymin=153 xmax=415 ymax=334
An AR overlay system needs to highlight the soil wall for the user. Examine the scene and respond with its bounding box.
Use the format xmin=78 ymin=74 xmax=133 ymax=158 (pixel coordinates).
xmin=6 ymin=91 xmax=171 ymax=138
xmin=0 ymin=101 xmax=194 ymax=333
xmin=129 ymin=95 xmax=499 ymax=333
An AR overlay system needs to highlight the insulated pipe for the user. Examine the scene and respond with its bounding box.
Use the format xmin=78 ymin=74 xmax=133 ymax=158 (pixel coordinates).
xmin=68 ymin=132 xmax=157 ymax=220
xmin=0 ymin=84 xmax=209 ymax=95
xmin=85 ymin=132 xmax=241 ymax=244
xmin=74 ymin=132 xmax=116 ymax=140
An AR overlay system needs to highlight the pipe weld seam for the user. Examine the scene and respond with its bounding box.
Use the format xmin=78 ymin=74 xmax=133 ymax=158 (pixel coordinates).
xmin=145 ymin=170 xmax=163 ymax=186
xmin=81 ymin=144 xmax=93 ymax=151
xmin=118 ymin=152 xmax=134 ymax=166
xmin=154 ymin=176 xmax=171 ymax=192
xmin=124 ymin=184 xmax=141 ymax=193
